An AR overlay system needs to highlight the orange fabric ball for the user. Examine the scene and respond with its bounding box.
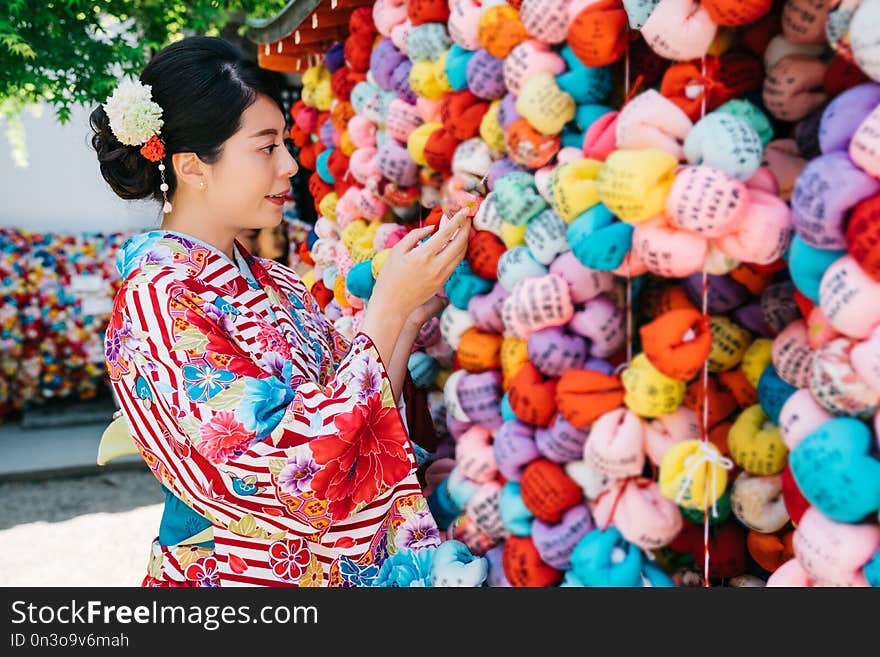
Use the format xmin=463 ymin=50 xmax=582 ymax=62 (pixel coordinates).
xmin=717 ymin=368 xmax=757 ymax=408
xmin=556 ymin=369 xmax=625 ymax=429
xmin=456 ymin=328 xmax=504 ymax=373
xmin=506 ymin=118 xmax=560 ymax=169
xmin=747 ymin=530 xmax=795 ymax=573
xmin=684 ymin=375 xmax=739 ymax=430
xmin=702 ymin=0 xmax=772 ymax=26
xmin=641 ymin=309 xmax=713 ymax=382
xmin=478 ymin=5 xmax=529 ymax=59
xmin=567 ymin=0 xmax=628 ymax=67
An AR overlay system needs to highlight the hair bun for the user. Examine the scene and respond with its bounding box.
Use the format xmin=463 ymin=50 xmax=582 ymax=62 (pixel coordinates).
xmin=90 ymin=104 xmax=159 ymax=201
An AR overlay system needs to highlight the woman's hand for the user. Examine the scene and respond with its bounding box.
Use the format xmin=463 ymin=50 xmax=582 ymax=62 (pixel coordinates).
xmin=369 ymin=208 xmax=472 ymax=320
xmin=405 ymin=295 xmax=448 ymax=332
xmin=359 ymin=208 xmax=471 ymax=370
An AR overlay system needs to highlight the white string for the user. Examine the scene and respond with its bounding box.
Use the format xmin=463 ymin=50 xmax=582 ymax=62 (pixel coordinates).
xmin=674 ymin=442 xmax=734 ymax=519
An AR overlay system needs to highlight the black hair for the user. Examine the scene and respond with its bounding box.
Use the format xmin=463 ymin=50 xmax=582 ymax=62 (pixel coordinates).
xmin=90 ymin=36 xmax=283 ymax=203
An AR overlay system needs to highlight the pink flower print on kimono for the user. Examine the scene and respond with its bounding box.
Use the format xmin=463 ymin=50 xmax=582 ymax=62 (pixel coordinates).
xmin=255 ymin=320 xmax=292 ymax=360
xmin=197 ymin=410 xmax=254 ymax=464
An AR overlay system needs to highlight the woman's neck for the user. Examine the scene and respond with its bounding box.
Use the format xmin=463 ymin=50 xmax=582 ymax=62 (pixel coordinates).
xmin=161 ymin=214 xmax=236 ymax=261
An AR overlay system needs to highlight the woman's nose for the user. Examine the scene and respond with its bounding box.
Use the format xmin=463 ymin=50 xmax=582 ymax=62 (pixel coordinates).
xmin=281 ymin=146 xmax=298 ymax=178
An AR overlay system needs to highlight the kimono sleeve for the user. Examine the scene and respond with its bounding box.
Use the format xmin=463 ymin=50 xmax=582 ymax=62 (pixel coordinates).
xmin=118 ymin=277 xmax=417 ymax=538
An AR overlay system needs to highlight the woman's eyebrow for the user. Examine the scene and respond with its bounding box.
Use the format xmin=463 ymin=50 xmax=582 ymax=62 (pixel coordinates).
xmin=250 ymin=127 xmax=278 ymax=138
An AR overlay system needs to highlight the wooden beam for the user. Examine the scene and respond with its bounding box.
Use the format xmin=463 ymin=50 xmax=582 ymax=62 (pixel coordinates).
xmin=246 ymin=0 xmax=372 ymax=45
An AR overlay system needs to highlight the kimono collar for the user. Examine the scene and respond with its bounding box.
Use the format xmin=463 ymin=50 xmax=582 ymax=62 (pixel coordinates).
xmin=116 ymin=229 xmax=278 ymax=293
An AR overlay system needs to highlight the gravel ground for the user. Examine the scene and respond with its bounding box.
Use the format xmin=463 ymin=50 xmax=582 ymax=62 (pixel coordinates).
xmin=0 ymin=469 xmax=164 ymax=587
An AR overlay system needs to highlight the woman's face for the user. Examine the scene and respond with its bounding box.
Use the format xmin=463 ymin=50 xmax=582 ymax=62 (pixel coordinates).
xmin=202 ymin=94 xmax=298 ymax=233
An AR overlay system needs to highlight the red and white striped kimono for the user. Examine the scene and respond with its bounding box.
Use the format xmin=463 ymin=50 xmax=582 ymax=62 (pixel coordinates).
xmin=106 ymin=230 xmax=440 ymax=587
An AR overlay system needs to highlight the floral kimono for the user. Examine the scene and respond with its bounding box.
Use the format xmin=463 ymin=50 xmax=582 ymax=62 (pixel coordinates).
xmin=106 ymin=230 xmax=441 ymax=587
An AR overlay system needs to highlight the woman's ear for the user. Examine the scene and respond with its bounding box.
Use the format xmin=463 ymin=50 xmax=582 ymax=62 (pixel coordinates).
xmin=171 ymin=152 xmax=207 ymax=191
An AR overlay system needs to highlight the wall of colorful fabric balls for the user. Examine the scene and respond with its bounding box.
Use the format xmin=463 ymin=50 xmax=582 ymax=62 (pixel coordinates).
xmin=0 ymin=229 xmax=128 ymax=419
xmin=285 ymin=0 xmax=880 ymax=587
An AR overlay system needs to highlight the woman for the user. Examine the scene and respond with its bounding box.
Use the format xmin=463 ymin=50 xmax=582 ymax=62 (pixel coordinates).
xmin=91 ymin=37 xmax=472 ymax=587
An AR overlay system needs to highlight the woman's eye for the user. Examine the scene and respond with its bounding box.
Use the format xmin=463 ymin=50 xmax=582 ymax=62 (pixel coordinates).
xmin=262 ymin=143 xmax=280 ymax=154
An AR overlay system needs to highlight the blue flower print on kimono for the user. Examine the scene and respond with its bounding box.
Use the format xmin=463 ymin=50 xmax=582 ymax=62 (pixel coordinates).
xmin=373 ymin=547 xmax=435 ymax=587
xmin=237 ymin=374 xmax=297 ymax=438
xmin=182 ymin=363 xmax=235 ymax=402
xmin=338 ymin=556 xmax=380 ymax=587
xmin=116 ymin=230 xmax=183 ymax=280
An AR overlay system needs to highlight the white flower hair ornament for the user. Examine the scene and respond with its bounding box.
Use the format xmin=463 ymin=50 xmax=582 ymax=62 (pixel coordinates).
xmin=103 ymin=76 xmax=173 ymax=213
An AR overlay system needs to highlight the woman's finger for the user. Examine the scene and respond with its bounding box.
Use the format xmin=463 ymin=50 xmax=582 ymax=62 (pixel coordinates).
xmin=421 ymin=208 xmax=470 ymax=256
xmin=393 ymin=224 xmax=437 ymax=253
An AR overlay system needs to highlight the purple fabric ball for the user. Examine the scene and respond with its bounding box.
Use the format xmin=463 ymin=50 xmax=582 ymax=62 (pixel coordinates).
xmin=371 ymin=38 xmax=407 ymax=89
xmin=325 ymin=41 xmax=346 ymax=73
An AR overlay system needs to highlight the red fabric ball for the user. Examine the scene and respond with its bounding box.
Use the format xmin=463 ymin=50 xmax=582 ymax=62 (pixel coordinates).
xmin=508 ymin=362 xmax=558 ymax=427
xmin=310 ymin=280 xmax=334 ymax=311
xmin=694 ymin=521 xmax=747 ymax=579
xmin=441 ymin=90 xmax=490 ymax=141
xmin=793 ymin=289 xmax=814 ymax=322
xmin=662 ymin=53 xmax=762 ymax=122
xmin=299 ymin=143 xmax=320 ymax=171
xmin=627 ymin=36 xmax=669 ymax=89
xmin=846 ymin=194 xmax=880 ymax=281
xmin=344 ymin=34 xmax=374 ymax=73
xmin=408 ymin=0 xmax=450 ymax=26
xmin=519 ymin=459 xmax=583 ymax=524
xmin=466 ymin=230 xmax=507 ymax=280
xmin=289 ymin=99 xmax=306 ymax=123
xmin=327 ymin=149 xmax=350 ymax=180
xmin=331 ymin=68 xmax=366 ymax=101
xmin=424 ymin=206 xmax=444 ymax=229
xmin=288 ymin=123 xmax=310 ymax=149
xmin=348 ymin=6 xmax=376 ymax=37
xmin=503 ymin=536 xmax=564 ymax=587
xmin=334 ymin=176 xmax=356 ymax=198
xmin=684 ymin=375 xmax=738 ymax=430
xmin=377 ymin=179 xmax=420 ymax=207
xmin=297 ymin=240 xmax=315 ymax=267
xmin=308 ymin=172 xmax=333 ymax=204
xmin=423 ymin=128 xmax=459 ymax=172
xmin=781 ymin=464 xmax=810 ymax=526
xmin=824 ymin=54 xmax=872 ymax=96
xmin=740 ymin=10 xmax=781 ymax=59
